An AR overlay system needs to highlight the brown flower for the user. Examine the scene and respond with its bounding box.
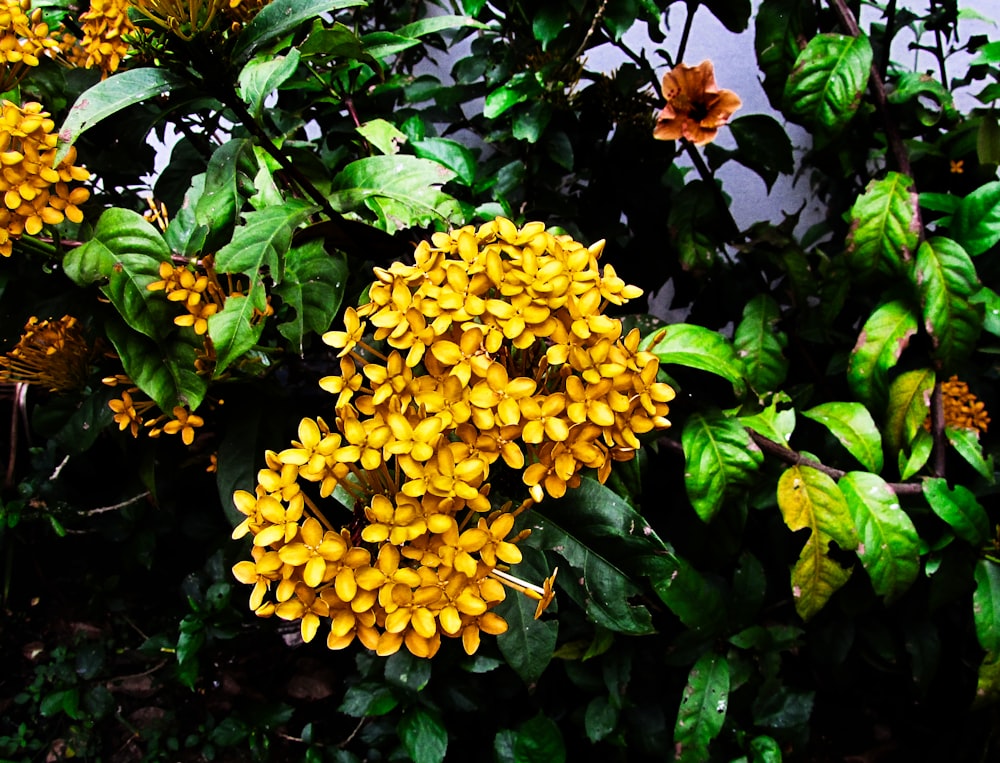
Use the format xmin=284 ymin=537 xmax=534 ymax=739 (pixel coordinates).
xmin=653 ymin=60 xmax=741 ymax=146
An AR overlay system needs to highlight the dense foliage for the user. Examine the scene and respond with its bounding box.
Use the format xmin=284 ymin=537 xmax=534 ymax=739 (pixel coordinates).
xmin=2 ymin=0 xmax=1000 ymax=760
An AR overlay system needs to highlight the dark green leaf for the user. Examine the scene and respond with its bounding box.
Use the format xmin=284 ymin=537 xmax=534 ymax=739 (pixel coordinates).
xmin=512 ymin=101 xmax=551 ymax=143
xmin=274 ymin=240 xmax=348 ymax=354
xmin=56 ymin=68 xmax=189 ymax=162
xmin=682 ymin=411 xmax=763 ymax=522
xmin=195 ymin=139 xmax=253 ymax=251
xmin=801 ymin=402 xmax=883 ymax=472
xmin=975 ymin=560 xmax=1000 ymax=655
xmin=338 ymin=682 xmax=399 ymax=717
xmin=702 ymin=0 xmax=751 ymax=32
xmin=952 ymin=181 xmax=1000 ymax=256
xmin=923 ymin=477 xmax=989 ymax=545
xmin=513 ymin=714 xmax=565 ymax=763
xmin=214 ymin=199 xmax=316 ymax=285
xmin=755 ymin=0 xmax=814 ymax=108
xmin=384 ymin=651 xmax=432 ymax=692
xmin=232 ymin=0 xmax=366 ymax=64
xmin=674 ymin=652 xmax=730 ymax=762
xmin=847 ymin=300 xmax=919 ymax=408
xmin=533 ymin=5 xmax=566 ymax=50
xmin=398 ymin=708 xmax=447 ymax=763
xmin=484 ymin=73 xmax=543 ymax=119
xmin=63 ymin=208 xmax=171 ymax=287
xmin=207 ymin=294 xmax=266 ymax=378
xmin=914 ymin=237 xmax=982 ymax=370
xmin=783 ymin=33 xmax=872 ymax=135
xmin=165 ymin=174 xmax=210 ymax=257
xmin=643 ymin=323 xmax=746 ymax=396
xmin=726 ymin=115 xmax=794 ymax=191
xmin=584 ymin=696 xmax=618 ymax=743
xmin=733 ymin=294 xmax=788 ymax=394
xmin=412 ymin=138 xmax=477 ymax=185
xmin=238 ymin=49 xmax=301 ymax=119
xmin=848 ymin=172 xmax=919 ymax=276
xmin=840 ymin=472 xmax=920 ymax=603
xmin=495 ymin=583 xmax=557 ymax=685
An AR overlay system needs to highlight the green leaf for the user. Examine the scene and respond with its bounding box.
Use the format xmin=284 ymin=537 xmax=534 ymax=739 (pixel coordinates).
xmin=357 ymin=119 xmax=407 ymax=156
xmin=923 ymin=477 xmax=989 ymax=546
xmin=104 ymin=251 xmax=174 ymax=341
xmin=532 ymin=5 xmax=566 ymax=50
xmin=398 ymin=708 xmax=447 ymax=763
xmin=702 ymin=0 xmax=751 ymax=32
xmin=165 ymin=174 xmax=210 ymax=257
xmin=63 ymin=208 xmax=171 ymax=287
xmin=55 ymin=67 xmax=189 ymax=162
xmin=840 ymin=472 xmax=920 ymax=603
xmin=214 ymin=199 xmax=316 ymax=285
xmin=885 ymin=368 xmax=935 ymax=456
xmin=755 ymin=0 xmax=814 ymax=108
xmin=749 ymin=735 xmax=783 ymax=763
xmin=495 ymin=579 xmax=557 ymax=685
xmin=650 ymin=552 xmax=727 ymax=635
xmin=739 ymin=394 xmax=796 ymax=446
xmin=979 ymin=114 xmax=1000 ymax=166
xmin=238 ymin=49 xmax=301 ymax=120
xmin=733 ymin=294 xmax=788 ymax=394
xmin=919 ymin=192 xmax=960 ymax=215
xmin=412 ymin=138 xmax=477 ymax=185
xmin=682 ymin=412 xmax=763 ymax=522
xmin=483 ymin=73 xmax=543 ymax=119
xmin=274 ymin=241 xmax=348 ymax=354
xmin=975 ymin=560 xmax=1000 ymax=656
xmin=512 ymin=101 xmax=551 ymax=143
xmin=952 ymin=181 xmax=1000 ymax=256
xmin=207 ymin=294 xmax=266 ymax=378
xmin=783 ymin=33 xmax=872 ymax=135
xmin=847 ymin=172 xmax=919 ymax=276
xmin=530 ymin=477 xmax=672 ymax=635
xmin=974 ymin=655 xmax=1000 ymax=709
xmin=232 ymin=0 xmax=366 ymax=65
xmin=674 ymin=652 xmax=730 ymax=762
xmin=195 ymin=139 xmax=253 ymax=251
xmin=801 ymin=402 xmax=883 ymax=472
xmin=914 ymin=237 xmax=982 ymax=371
xmin=707 ymin=115 xmax=794 ymax=191
xmin=584 ymin=696 xmax=618 ymax=743
xmin=946 ymin=427 xmax=995 ymax=482
xmin=776 ymin=466 xmax=858 ymax=621
xmin=395 ymin=14 xmax=488 ymax=38
xmin=642 ymin=323 xmax=746 ymax=396
xmin=971 ymin=286 xmax=1000 ymax=336
xmin=899 ymin=428 xmax=933 ymax=480
xmin=847 ymin=300 xmax=919 ymax=409
xmin=338 ymin=683 xmax=399 ymax=717
xmin=106 ymin=320 xmax=208 ymax=411
xmin=328 ymin=155 xmax=461 ymax=234
xmin=512 ymin=714 xmax=566 ymax=763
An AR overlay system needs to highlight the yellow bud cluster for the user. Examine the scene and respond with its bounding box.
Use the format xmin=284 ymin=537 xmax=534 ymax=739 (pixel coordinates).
xmin=76 ymin=0 xmax=134 ymax=77
xmin=232 ymin=218 xmax=672 ymax=658
xmin=929 ymin=375 xmax=991 ymax=434
xmin=132 ymin=0 xmax=270 ymax=40
xmin=0 ymin=315 xmax=92 ymax=392
xmin=0 ymin=0 xmax=58 ymax=90
xmin=0 ymin=101 xmax=91 ymax=256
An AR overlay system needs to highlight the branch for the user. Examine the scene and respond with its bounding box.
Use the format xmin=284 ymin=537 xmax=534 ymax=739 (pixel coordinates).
xmin=748 ymin=429 xmax=926 ymax=496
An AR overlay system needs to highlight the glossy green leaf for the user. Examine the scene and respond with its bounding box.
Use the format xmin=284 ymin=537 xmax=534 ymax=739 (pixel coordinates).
xmin=104 ymin=251 xmax=174 ymax=341
xmin=971 ymin=286 xmax=1000 ymax=336
xmin=512 ymin=714 xmax=566 ymax=763
xmin=105 ymin=320 xmax=208 ymax=411
xmin=165 ymin=174 xmax=210 ymax=257
xmin=734 ymin=294 xmax=788 ymax=394
xmin=207 ymin=294 xmax=266 ymax=378
xmin=919 ymin=192 xmax=960 ymax=215
xmin=533 ymin=4 xmax=566 ymax=50
xmin=898 ymin=428 xmax=933 ymax=480
xmin=651 ymin=552 xmax=727 ymax=635
xmin=840 ymin=472 xmax=920 ymax=603
xmin=885 ymin=368 xmax=935 ymax=455
xmin=946 ymin=427 xmax=995 ymax=482
xmin=238 ymin=49 xmax=301 ymax=120
xmin=357 ymin=119 xmax=407 ymax=156
xmin=847 ymin=172 xmax=919 ymax=276
xmin=739 ymin=394 xmax=796 ymax=446
xmin=682 ymin=412 xmax=763 ymax=522
xmin=952 ymin=181 xmax=1000 ymax=256
xmin=63 ymin=208 xmax=171 ymax=287
xmin=674 ymin=652 xmax=730 ymax=762
xmin=195 ymin=139 xmax=253 ymax=251
xmin=914 ymin=237 xmax=982 ymax=370
xmin=783 ymin=33 xmax=872 ymax=134
xmin=749 ymin=735 xmax=783 ymax=763
xmin=801 ymin=402 xmax=883 ymax=472
xmin=923 ymin=477 xmax=989 ymax=546
xmin=530 ymin=478 xmax=671 ymax=634
xmin=338 ymin=683 xmax=399 ymax=717
xmin=848 ymin=300 xmax=918 ymax=408
xmin=755 ymin=0 xmax=814 ymax=108
xmin=55 ymin=67 xmax=188 ymax=162
xmin=214 ymin=199 xmax=316 ymax=285
xmin=975 ymin=560 xmax=1000 ymax=656
xmin=643 ymin=323 xmax=746 ymax=396
xmin=484 ymin=73 xmax=543 ymax=119
xmin=398 ymin=708 xmax=447 ymax=763
xmin=495 ymin=579 xmax=557 ymax=685
xmin=328 ymin=155 xmax=461 ymax=234
xmin=777 ymin=466 xmax=858 ymax=621
xmin=395 ymin=14 xmax=487 ymax=38
xmin=512 ymin=100 xmax=552 ymax=143
xmin=412 ymin=138 xmax=477 ymax=185
xmin=274 ymin=241 xmax=348 ymax=354
xmin=232 ymin=0 xmax=365 ymax=65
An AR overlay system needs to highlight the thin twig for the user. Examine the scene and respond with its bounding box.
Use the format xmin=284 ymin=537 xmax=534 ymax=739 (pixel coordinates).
xmin=675 ymin=0 xmax=697 ymax=65
xmin=83 ymin=492 xmax=152 ymax=516
xmin=930 ymin=380 xmax=947 ymax=477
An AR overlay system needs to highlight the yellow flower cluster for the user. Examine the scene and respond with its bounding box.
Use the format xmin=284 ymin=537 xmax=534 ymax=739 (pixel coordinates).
xmin=105 ymin=373 xmax=206 ymax=444
xmin=0 ymin=315 xmax=92 ymax=392
xmin=76 ymin=0 xmax=134 ymax=77
xmin=0 ymin=0 xmax=58 ymax=90
xmin=232 ymin=218 xmax=674 ymax=658
xmin=0 ymin=101 xmax=91 ymax=257
xmin=132 ymin=0 xmax=269 ymax=40
xmin=937 ymin=375 xmax=990 ymax=433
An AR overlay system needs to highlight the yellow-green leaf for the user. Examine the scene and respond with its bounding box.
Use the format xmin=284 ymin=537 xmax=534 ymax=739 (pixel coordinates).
xmin=777 ymin=466 xmax=858 ymax=620
xmin=801 ymin=401 xmax=883 ymax=472
xmin=847 ymin=300 xmax=918 ymax=409
xmin=885 ymin=368 xmax=935 ymax=456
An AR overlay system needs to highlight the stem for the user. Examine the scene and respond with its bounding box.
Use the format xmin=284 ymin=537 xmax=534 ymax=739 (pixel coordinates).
xmin=748 ymin=429 xmax=925 ymax=495
xmin=879 ymin=0 xmax=897 ymax=78
xmin=930 ymin=380 xmax=947 ymax=478
xmin=682 ymin=138 xmax=742 ymax=245
xmin=675 ymin=0 xmax=697 ymax=65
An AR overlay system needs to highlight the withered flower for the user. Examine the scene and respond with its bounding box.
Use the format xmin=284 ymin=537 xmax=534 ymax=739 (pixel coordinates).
xmin=653 ymin=60 xmax=741 ymax=146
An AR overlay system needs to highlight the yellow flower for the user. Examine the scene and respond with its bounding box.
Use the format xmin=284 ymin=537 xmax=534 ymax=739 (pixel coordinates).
xmin=161 ymin=405 xmax=204 ymax=445
xmin=0 ymin=315 xmax=92 ymax=391
xmin=927 ymin=376 xmax=990 ymax=433
xmin=653 ymin=60 xmax=742 ymax=146
xmin=77 ymin=0 xmax=134 ymax=77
